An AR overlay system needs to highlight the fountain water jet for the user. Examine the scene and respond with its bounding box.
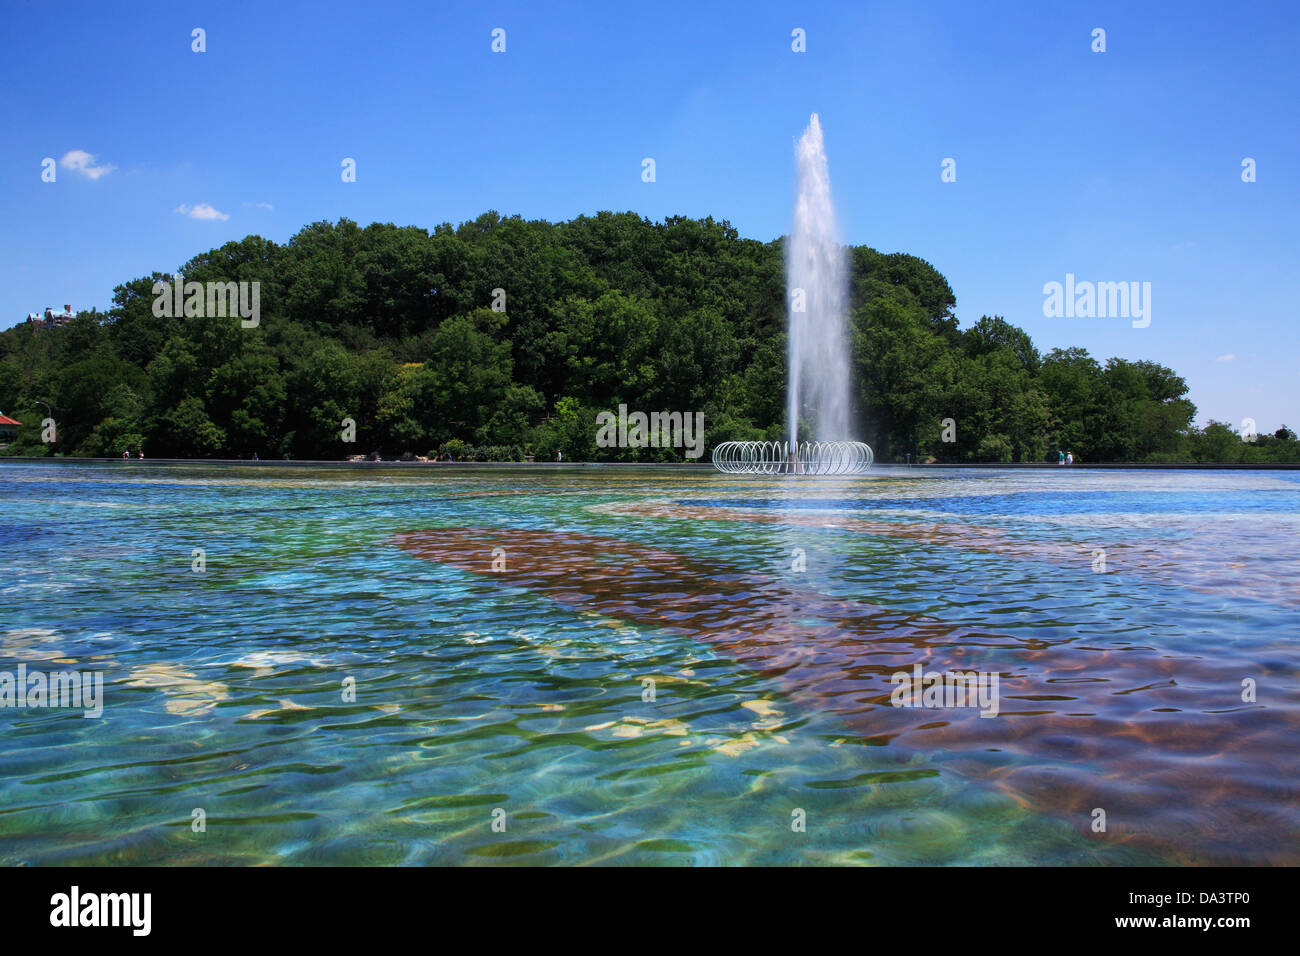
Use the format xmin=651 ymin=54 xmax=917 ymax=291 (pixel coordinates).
xmin=787 ymin=112 xmax=852 ymax=448
xmin=713 ymin=113 xmax=871 ymax=475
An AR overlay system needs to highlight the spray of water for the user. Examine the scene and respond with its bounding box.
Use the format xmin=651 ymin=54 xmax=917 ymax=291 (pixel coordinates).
xmin=787 ymin=113 xmax=851 ymax=447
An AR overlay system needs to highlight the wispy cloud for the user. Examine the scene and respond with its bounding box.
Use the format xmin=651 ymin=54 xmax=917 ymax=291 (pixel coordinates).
xmin=243 ymin=201 xmax=274 ymax=211
xmin=1215 ymin=353 xmax=1236 ymax=362
xmin=59 ymin=149 xmax=115 ymax=180
xmin=174 ymin=203 xmax=230 ymax=221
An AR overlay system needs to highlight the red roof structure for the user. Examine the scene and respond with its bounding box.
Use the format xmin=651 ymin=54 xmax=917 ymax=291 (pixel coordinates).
xmin=0 ymin=414 xmax=21 ymax=426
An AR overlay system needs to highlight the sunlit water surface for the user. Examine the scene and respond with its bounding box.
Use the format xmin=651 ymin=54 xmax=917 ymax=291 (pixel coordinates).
xmin=1 ymin=462 xmax=1297 ymax=865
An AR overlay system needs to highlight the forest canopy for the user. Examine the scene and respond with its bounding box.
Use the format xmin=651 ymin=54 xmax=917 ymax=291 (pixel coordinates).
xmin=1 ymin=211 xmax=1295 ymax=463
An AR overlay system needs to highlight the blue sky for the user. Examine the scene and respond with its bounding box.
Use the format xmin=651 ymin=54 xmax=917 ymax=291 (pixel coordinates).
xmin=2 ymin=0 xmax=1297 ymax=430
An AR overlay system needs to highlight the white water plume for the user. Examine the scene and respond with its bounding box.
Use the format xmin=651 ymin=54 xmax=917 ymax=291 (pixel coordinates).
xmin=786 ymin=113 xmax=852 ymax=446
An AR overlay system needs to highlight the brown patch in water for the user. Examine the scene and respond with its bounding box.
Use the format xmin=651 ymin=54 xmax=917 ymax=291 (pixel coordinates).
xmin=600 ymin=500 xmax=1300 ymax=607
xmin=395 ymin=527 xmax=1300 ymax=864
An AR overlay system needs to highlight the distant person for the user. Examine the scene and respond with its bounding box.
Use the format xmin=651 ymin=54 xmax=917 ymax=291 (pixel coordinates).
xmin=122 ymin=450 xmax=130 ymax=459
xmin=137 ymin=450 xmax=145 ymax=460
xmin=556 ymin=450 xmax=562 ymax=462
xmin=1066 ymin=451 xmax=1074 ymax=465
xmin=1058 ymin=450 xmax=1065 ymax=465
xmin=252 ymin=452 xmax=259 ymax=461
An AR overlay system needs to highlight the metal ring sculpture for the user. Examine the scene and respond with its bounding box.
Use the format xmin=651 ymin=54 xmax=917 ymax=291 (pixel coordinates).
xmin=712 ymin=440 xmax=873 ymax=475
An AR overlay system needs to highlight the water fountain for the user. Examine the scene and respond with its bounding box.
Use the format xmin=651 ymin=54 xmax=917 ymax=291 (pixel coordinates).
xmin=712 ymin=439 xmax=873 ymax=474
xmin=714 ymin=113 xmax=872 ymax=475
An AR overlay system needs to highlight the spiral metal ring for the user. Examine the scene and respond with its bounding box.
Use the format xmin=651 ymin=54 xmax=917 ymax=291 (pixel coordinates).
xmin=711 ymin=440 xmax=873 ymax=475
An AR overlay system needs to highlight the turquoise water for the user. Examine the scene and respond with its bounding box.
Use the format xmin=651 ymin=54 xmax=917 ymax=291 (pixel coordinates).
xmin=1 ymin=462 xmax=1297 ymax=865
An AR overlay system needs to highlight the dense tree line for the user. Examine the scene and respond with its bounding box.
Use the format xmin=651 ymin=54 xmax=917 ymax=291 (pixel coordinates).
xmin=1 ymin=211 xmax=1295 ymax=463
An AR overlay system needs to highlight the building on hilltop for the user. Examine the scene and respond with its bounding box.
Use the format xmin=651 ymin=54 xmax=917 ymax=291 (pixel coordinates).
xmin=0 ymin=413 xmax=20 ymax=447
xmin=27 ymin=305 xmax=74 ymax=329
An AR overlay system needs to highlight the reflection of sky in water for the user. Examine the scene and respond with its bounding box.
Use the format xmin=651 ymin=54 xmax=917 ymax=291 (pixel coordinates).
xmin=1 ymin=463 xmax=1296 ymax=865
xmin=684 ymin=490 xmax=1300 ymax=515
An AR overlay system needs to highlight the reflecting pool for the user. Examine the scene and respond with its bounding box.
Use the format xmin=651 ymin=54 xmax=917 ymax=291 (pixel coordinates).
xmin=1 ymin=462 xmax=1297 ymax=865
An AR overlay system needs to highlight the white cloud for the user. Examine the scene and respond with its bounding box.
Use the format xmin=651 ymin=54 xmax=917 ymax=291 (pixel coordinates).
xmin=59 ymin=149 xmax=115 ymax=180
xmin=174 ymin=203 xmax=230 ymax=221
xmin=1215 ymin=353 xmax=1236 ymax=362
xmin=241 ymin=201 xmax=274 ymax=211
